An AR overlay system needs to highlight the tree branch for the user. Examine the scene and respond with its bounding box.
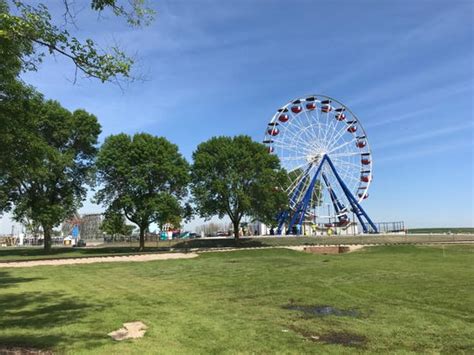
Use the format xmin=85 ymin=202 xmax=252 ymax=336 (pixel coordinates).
xmin=30 ymin=38 xmax=104 ymax=81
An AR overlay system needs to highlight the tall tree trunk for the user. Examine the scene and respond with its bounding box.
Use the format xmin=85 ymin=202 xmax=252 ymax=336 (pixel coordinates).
xmin=233 ymin=220 xmax=240 ymax=240
xmin=43 ymin=225 xmax=52 ymax=252
xmin=139 ymin=226 xmax=145 ymax=251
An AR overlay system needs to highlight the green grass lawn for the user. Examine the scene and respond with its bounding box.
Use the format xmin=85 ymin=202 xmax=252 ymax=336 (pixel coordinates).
xmin=2 ymin=234 xmax=474 ymax=262
xmin=408 ymin=227 xmax=474 ymax=234
xmin=1 ymin=245 xmax=473 ymax=353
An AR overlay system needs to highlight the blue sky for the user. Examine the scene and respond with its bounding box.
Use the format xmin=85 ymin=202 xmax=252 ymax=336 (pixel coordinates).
xmin=1 ymin=0 xmax=473 ymax=233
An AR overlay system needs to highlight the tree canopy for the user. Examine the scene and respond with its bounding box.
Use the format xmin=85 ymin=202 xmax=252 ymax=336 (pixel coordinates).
xmin=0 ymin=0 xmax=154 ymax=83
xmin=0 ymin=94 xmax=101 ymax=250
xmin=191 ymin=135 xmax=288 ymax=238
xmin=95 ymin=133 xmax=190 ymax=250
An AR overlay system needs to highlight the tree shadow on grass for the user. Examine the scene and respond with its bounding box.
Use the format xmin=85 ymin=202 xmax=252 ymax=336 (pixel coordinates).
xmin=0 ymin=334 xmax=107 ymax=354
xmin=0 ymin=271 xmax=45 ymax=289
xmin=0 ymin=272 xmax=107 ymax=352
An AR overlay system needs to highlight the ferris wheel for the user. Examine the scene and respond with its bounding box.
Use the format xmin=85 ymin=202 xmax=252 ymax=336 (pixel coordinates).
xmin=263 ymin=95 xmax=378 ymax=234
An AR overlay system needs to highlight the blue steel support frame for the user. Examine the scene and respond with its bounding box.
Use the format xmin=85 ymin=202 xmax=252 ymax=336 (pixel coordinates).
xmin=322 ymin=172 xmax=344 ymax=215
xmin=325 ymin=155 xmax=378 ymax=233
xmin=276 ymin=164 xmax=312 ymax=234
xmin=286 ymin=156 xmax=327 ymax=234
xmin=276 ymin=154 xmax=378 ymax=235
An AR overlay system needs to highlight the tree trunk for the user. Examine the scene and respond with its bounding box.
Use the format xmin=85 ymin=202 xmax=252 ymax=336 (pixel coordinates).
xmin=43 ymin=225 xmax=52 ymax=252
xmin=139 ymin=227 xmax=145 ymax=251
xmin=233 ymin=221 xmax=240 ymax=240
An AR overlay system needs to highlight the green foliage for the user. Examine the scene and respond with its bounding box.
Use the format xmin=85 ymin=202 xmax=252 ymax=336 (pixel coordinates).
xmin=0 ymin=0 xmax=154 ymax=82
xmin=285 ymin=168 xmax=323 ymax=209
xmin=100 ymin=210 xmax=135 ymax=237
xmin=90 ymin=0 xmax=155 ymax=26
xmin=191 ymin=135 xmax=288 ymax=237
xmin=0 ymin=88 xmax=101 ymax=250
xmin=95 ymin=133 xmax=190 ymax=249
xmin=0 ymin=2 xmax=31 ymax=84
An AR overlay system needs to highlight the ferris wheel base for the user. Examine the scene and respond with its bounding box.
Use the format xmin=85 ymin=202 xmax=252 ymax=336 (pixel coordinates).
xmin=277 ymin=155 xmax=379 ymax=235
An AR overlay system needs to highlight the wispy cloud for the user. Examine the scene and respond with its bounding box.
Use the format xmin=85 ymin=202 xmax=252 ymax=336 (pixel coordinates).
xmin=347 ymin=55 xmax=472 ymax=107
xmin=376 ymin=139 xmax=473 ymax=165
xmin=364 ymin=107 xmax=435 ymax=129
xmin=360 ymin=80 xmax=473 ymax=129
xmin=324 ymin=4 xmax=471 ymax=93
xmin=373 ymin=122 xmax=474 ymax=150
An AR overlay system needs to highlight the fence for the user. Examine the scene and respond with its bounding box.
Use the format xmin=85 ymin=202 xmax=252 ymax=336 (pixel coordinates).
xmin=374 ymin=221 xmax=405 ymax=234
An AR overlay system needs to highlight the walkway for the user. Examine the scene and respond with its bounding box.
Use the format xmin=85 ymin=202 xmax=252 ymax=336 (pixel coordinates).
xmin=0 ymin=252 xmax=198 ymax=268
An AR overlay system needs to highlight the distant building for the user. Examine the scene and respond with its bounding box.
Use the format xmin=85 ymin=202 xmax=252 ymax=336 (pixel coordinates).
xmin=247 ymin=221 xmax=269 ymax=236
xmin=62 ymin=213 xmax=104 ymax=240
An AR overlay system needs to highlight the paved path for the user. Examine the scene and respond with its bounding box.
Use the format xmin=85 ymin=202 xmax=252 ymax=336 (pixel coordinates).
xmin=0 ymin=252 xmax=198 ymax=268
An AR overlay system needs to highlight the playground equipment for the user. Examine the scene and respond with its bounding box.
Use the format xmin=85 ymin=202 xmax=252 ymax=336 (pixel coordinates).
xmin=263 ymin=95 xmax=378 ymax=235
xmin=62 ymin=214 xmax=82 ymax=245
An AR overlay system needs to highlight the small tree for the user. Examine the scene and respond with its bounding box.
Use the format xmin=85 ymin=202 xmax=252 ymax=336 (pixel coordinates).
xmin=100 ymin=210 xmax=134 ymax=240
xmin=0 ymin=96 xmax=101 ymax=251
xmin=95 ymin=133 xmax=189 ymax=250
xmin=191 ymin=135 xmax=288 ymax=239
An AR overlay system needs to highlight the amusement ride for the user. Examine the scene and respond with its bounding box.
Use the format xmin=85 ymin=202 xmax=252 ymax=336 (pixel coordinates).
xmin=263 ymin=95 xmax=379 ymax=235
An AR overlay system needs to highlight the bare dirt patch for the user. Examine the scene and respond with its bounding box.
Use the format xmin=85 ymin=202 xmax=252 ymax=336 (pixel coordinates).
xmin=319 ymin=331 xmax=367 ymax=347
xmin=283 ymin=304 xmax=359 ymax=317
xmin=0 ymin=253 xmax=198 ymax=268
xmin=108 ymin=321 xmax=148 ymax=341
xmin=288 ymin=325 xmax=367 ymax=347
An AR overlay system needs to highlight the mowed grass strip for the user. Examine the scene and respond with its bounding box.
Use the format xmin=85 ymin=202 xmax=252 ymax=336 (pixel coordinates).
xmin=2 ymin=233 xmax=474 ymax=262
xmin=0 ymin=245 xmax=473 ymax=354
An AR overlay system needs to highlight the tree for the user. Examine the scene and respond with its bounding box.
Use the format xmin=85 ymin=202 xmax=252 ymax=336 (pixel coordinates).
xmin=0 ymin=95 xmax=101 ymax=251
xmin=191 ymin=135 xmax=288 ymax=239
xmin=100 ymin=210 xmax=134 ymax=239
xmin=0 ymin=0 xmax=154 ymax=83
xmin=95 ymin=133 xmax=190 ymax=250
xmin=285 ymin=167 xmax=323 ymax=210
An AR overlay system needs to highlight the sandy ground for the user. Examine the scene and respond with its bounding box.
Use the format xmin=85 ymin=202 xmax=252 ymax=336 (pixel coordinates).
xmin=0 ymin=246 xmax=364 ymax=268
xmin=0 ymin=252 xmax=198 ymax=268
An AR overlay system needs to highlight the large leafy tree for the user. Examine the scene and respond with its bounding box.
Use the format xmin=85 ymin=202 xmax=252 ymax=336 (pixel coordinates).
xmin=191 ymin=135 xmax=288 ymax=239
xmin=0 ymin=95 xmax=101 ymax=251
xmin=0 ymin=0 xmax=154 ymax=83
xmin=95 ymin=133 xmax=190 ymax=250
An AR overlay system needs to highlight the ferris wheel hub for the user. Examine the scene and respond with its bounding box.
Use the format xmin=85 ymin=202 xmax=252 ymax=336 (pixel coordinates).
xmin=306 ymin=153 xmax=325 ymax=164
